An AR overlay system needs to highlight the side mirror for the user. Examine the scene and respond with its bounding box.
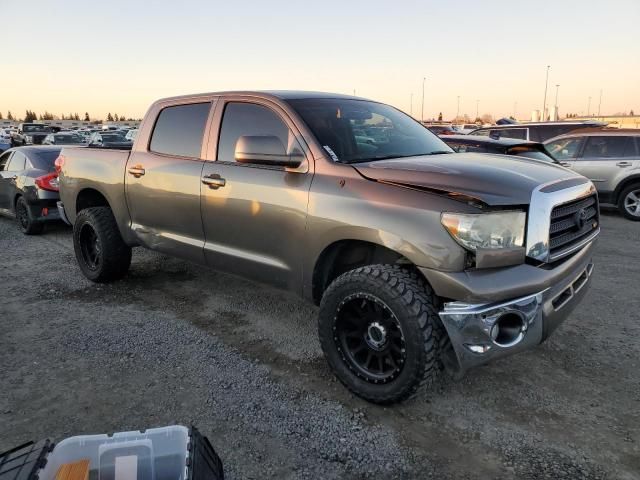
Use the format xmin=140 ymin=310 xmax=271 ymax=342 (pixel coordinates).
xmin=235 ymin=135 xmax=303 ymax=168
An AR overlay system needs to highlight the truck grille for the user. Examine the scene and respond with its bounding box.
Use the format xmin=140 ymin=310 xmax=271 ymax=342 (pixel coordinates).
xmin=548 ymin=194 xmax=599 ymax=260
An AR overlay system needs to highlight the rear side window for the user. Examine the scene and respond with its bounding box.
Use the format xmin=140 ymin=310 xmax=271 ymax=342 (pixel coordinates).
xmin=493 ymin=128 xmax=528 ymax=140
xmin=150 ymin=102 xmax=211 ymax=158
xmin=581 ymin=136 xmax=629 ymax=159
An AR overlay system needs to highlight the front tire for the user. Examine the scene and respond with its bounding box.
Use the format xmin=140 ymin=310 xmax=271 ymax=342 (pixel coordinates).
xmin=318 ymin=265 xmax=442 ymax=404
xmin=73 ymin=207 xmax=132 ymax=282
xmin=618 ymin=184 xmax=640 ymax=221
xmin=15 ymin=196 xmax=43 ymax=235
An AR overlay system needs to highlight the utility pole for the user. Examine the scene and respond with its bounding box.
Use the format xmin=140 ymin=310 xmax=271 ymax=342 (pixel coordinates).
xmin=421 ymin=77 xmax=426 ymax=123
xmin=542 ymin=65 xmax=550 ymax=122
xmin=587 ymin=96 xmax=592 ymax=116
xmin=597 ymin=89 xmax=602 ymax=117
xmin=456 ymin=96 xmax=460 ymax=122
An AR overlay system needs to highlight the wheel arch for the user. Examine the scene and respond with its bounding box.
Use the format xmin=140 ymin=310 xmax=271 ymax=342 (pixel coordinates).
xmin=311 ymin=239 xmax=416 ymax=305
xmin=613 ymin=175 xmax=640 ymax=204
xmin=76 ymin=187 xmax=111 ymax=214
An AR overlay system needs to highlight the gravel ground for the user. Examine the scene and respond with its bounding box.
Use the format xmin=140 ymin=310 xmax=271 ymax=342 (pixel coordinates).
xmin=0 ymin=209 xmax=638 ymax=479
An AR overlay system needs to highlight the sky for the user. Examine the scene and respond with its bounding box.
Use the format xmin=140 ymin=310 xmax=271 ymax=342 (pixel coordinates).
xmin=1 ymin=0 xmax=639 ymax=121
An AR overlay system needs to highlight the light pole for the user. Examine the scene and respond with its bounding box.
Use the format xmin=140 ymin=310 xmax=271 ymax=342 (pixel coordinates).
xmin=542 ymin=65 xmax=550 ymax=122
xmin=554 ymin=84 xmax=560 ymax=120
xmin=587 ymin=96 xmax=592 ymax=116
xmin=456 ymin=96 xmax=460 ymax=122
xmin=476 ymin=99 xmax=479 ymax=120
xmin=597 ymin=89 xmax=602 ymax=117
xmin=421 ymin=77 xmax=426 ymax=123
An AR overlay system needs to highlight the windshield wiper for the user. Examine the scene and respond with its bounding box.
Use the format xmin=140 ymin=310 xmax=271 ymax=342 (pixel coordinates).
xmin=424 ymin=151 xmax=454 ymax=155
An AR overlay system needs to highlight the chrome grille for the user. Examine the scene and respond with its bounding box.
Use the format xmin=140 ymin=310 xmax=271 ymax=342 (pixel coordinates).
xmin=548 ymin=194 xmax=599 ymax=261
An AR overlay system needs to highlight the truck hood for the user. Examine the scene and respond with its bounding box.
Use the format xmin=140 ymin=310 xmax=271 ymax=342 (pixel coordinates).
xmin=352 ymin=152 xmax=581 ymax=206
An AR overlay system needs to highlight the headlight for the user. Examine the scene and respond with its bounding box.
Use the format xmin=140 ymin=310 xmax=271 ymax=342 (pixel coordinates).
xmin=441 ymin=211 xmax=525 ymax=251
xmin=25 ymin=135 xmax=33 ymax=143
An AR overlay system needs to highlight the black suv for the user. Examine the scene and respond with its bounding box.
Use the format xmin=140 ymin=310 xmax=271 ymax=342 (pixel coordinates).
xmin=469 ymin=120 xmax=606 ymax=142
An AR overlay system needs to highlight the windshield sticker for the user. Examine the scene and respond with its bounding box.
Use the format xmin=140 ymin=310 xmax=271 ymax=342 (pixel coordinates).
xmin=323 ymin=145 xmax=339 ymax=162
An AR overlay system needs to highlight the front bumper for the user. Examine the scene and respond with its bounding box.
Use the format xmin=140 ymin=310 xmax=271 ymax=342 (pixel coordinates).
xmin=57 ymin=201 xmax=71 ymax=225
xmin=437 ymin=259 xmax=594 ymax=375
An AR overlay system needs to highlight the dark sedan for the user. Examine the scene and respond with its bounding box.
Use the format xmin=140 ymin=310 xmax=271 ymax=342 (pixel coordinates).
xmin=88 ymin=131 xmax=133 ymax=149
xmin=0 ymin=146 xmax=63 ymax=234
xmin=43 ymin=132 xmax=87 ymax=145
xmin=441 ymin=135 xmax=557 ymax=162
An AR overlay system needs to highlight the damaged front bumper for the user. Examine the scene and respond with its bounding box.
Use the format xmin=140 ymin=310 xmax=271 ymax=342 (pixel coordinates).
xmin=438 ymin=261 xmax=594 ymax=376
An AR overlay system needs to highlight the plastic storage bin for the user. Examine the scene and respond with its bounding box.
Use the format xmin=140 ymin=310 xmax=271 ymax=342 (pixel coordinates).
xmin=0 ymin=426 xmax=222 ymax=480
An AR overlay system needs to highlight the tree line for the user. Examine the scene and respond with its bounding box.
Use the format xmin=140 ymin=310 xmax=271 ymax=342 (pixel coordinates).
xmin=0 ymin=110 xmax=140 ymax=122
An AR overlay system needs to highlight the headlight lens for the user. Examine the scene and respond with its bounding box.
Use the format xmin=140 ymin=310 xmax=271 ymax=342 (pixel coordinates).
xmin=441 ymin=211 xmax=525 ymax=251
xmin=25 ymin=135 xmax=33 ymax=143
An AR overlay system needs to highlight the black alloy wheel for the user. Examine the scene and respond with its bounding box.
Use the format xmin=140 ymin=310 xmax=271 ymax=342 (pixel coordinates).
xmin=334 ymin=293 xmax=406 ymax=384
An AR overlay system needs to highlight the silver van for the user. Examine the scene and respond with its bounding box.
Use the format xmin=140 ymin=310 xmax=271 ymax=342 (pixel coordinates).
xmin=545 ymin=130 xmax=640 ymax=220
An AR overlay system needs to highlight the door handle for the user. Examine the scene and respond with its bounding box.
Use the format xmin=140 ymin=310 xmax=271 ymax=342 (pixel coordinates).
xmin=127 ymin=164 xmax=145 ymax=177
xmin=202 ymin=173 xmax=226 ymax=189
xmin=616 ymin=161 xmax=632 ymax=167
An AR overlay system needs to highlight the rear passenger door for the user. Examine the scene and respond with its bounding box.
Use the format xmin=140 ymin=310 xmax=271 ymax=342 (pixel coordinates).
xmin=125 ymin=100 xmax=214 ymax=263
xmin=573 ymin=136 xmax=637 ymax=195
xmin=200 ymin=98 xmax=313 ymax=292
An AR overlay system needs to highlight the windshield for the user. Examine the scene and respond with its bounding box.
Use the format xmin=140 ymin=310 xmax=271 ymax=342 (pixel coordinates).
xmin=101 ymin=132 xmax=127 ymax=141
xmin=286 ymin=98 xmax=452 ymax=163
xmin=23 ymin=124 xmax=51 ymax=133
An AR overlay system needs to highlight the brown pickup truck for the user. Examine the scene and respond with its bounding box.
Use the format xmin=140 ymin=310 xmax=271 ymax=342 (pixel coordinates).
xmin=57 ymin=91 xmax=599 ymax=404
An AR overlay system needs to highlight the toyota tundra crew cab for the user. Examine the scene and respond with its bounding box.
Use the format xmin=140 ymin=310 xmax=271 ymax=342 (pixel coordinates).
xmin=56 ymin=91 xmax=599 ymax=404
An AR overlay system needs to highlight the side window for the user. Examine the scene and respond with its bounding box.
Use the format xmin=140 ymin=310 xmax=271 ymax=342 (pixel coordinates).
xmin=624 ymin=137 xmax=639 ymax=157
xmin=581 ymin=136 xmax=627 ymax=159
xmin=546 ymin=137 xmax=583 ymax=160
xmin=150 ymin=102 xmax=211 ymax=158
xmin=7 ymin=152 xmax=26 ymax=171
xmin=471 ymin=129 xmax=491 ymax=137
xmin=217 ymin=102 xmax=298 ymax=164
xmin=0 ymin=152 xmax=12 ymax=171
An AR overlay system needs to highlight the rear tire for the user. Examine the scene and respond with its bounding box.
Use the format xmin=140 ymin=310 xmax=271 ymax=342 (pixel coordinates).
xmin=318 ymin=264 xmax=443 ymax=404
xmin=15 ymin=196 xmax=44 ymax=235
xmin=73 ymin=207 xmax=132 ymax=282
xmin=618 ymin=184 xmax=640 ymax=221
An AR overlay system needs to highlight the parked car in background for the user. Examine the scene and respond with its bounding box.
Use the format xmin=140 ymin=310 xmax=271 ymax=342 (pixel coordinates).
xmin=0 ymin=129 xmax=12 ymax=152
xmin=58 ymin=90 xmax=599 ymax=404
xmin=453 ymin=124 xmax=480 ymax=134
xmin=11 ymin=123 xmax=53 ymax=146
xmin=43 ymin=132 xmax=87 ymax=145
xmin=125 ymin=129 xmax=139 ymax=141
xmin=88 ymin=131 xmax=133 ymax=148
xmin=426 ymin=124 xmax=457 ymax=135
xmin=0 ymin=146 xmax=62 ymax=234
xmin=469 ymin=120 xmax=606 ymax=142
xmin=545 ymin=130 xmax=640 ymax=220
xmin=442 ymin=135 xmax=556 ymax=163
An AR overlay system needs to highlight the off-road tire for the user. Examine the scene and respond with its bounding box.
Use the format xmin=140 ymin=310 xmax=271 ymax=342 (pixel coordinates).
xmin=618 ymin=183 xmax=640 ymax=221
xmin=15 ymin=196 xmax=44 ymax=235
xmin=73 ymin=207 xmax=131 ymax=282
xmin=318 ymin=264 xmax=444 ymax=404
